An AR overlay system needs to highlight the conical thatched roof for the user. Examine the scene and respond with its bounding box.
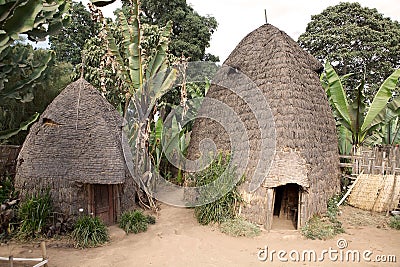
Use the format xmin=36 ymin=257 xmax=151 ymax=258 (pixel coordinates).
xmin=15 ymin=78 xmax=128 ymax=185
xmin=188 ymin=24 xmax=339 ymax=224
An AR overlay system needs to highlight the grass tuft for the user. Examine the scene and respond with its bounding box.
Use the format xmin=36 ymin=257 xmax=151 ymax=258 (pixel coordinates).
xmin=219 ymin=217 xmax=260 ymax=237
xmin=389 ymin=215 xmax=400 ymax=230
xmin=119 ymin=210 xmax=155 ymax=234
xmin=301 ymin=194 xmax=345 ymax=240
xmin=193 ymin=153 xmax=243 ymax=225
xmin=17 ymin=189 xmax=52 ymax=240
xmin=71 ymin=216 xmax=109 ymax=248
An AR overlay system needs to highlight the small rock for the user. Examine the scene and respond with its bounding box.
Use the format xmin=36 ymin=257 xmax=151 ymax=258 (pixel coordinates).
xmin=174 ymin=229 xmax=180 ymax=235
xmin=28 ymin=250 xmax=33 ymax=253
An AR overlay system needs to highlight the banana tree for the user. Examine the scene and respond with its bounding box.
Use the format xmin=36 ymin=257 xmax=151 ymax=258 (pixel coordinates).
xmin=364 ymin=96 xmax=400 ymax=146
xmin=322 ymin=61 xmax=400 ymax=149
xmin=90 ymin=0 xmax=178 ymax=208
xmin=149 ymin=115 xmax=190 ymax=185
xmin=1 ymin=0 xmax=70 ymax=102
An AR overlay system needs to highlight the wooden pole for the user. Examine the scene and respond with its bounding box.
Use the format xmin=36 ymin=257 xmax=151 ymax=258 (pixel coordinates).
xmin=9 ymin=255 xmax=13 ymax=267
xmin=337 ymin=171 xmax=363 ymax=207
xmin=40 ymin=242 xmax=48 ymax=267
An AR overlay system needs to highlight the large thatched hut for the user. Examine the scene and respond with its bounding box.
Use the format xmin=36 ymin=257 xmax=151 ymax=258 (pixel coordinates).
xmin=15 ymin=78 xmax=137 ymax=224
xmin=188 ymin=24 xmax=340 ymax=229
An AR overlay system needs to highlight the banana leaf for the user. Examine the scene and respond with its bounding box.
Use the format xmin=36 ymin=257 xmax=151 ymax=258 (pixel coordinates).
xmin=324 ymin=61 xmax=351 ymax=127
xmin=361 ymin=69 xmax=400 ymax=133
xmin=0 ymin=112 xmax=39 ymax=143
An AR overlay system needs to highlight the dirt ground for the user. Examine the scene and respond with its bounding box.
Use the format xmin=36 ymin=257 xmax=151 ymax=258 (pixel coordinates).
xmin=1 ymin=205 xmax=399 ymax=267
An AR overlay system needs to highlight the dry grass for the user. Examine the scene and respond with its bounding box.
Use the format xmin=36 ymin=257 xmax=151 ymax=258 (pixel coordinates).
xmin=219 ymin=217 xmax=260 ymax=237
xmin=339 ymin=205 xmax=391 ymax=229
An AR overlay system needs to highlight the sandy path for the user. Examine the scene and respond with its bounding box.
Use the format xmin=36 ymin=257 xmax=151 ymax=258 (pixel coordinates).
xmin=1 ymin=205 xmax=399 ymax=267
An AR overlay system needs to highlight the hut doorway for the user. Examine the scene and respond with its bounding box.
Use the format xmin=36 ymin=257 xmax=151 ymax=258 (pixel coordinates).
xmin=89 ymin=184 xmax=117 ymax=225
xmin=271 ymin=183 xmax=300 ymax=230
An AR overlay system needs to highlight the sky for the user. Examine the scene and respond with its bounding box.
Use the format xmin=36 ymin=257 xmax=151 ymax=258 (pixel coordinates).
xmin=97 ymin=0 xmax=400 ymax=62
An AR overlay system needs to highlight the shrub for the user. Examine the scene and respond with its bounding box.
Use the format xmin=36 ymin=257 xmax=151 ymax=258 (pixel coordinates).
xmin=47 ymin=212 xmax=74 ymax=237
xmin=301 ymin=215 xmax=344 ymax=240
xmin=71 ymin=216 xmax=109 ymax=248
xmin=0 ymin=176 xmax=18 ymax=204
xmin=389 ymin=215 xmax=400 ymax=230
xmin=119 ymin=210 xmax=155 ymax=234
xmin=220 ymin=217 xmax=260 ymax=237
xmin=327 ymin=194 xmax=341 ymax=221
xmin=0 ymin=176 xmax=19 ymax=240
xmin=301 ymin=194 xmax=345 ymax=240
xmin=17 ymin=189 xmax=52 ymax=240
xmin=193 ymin=153 xmax=243 ymax=225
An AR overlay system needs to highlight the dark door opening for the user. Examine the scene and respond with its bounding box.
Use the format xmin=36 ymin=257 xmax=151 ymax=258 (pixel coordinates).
xmin=92 ymin=184 xmax=115 ymax=225
xmin=272 ymin=183 xmax=300 ymax=229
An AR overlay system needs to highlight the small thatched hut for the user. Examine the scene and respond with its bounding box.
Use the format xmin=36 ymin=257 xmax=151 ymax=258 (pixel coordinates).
xmin=15 ymin=78 xmax=137 ymax=224
xmin=188 ymin=24 xmax=340 ymax=229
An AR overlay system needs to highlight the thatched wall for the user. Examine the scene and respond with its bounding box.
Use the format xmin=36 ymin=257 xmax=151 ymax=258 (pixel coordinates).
xmin=15 ymin=79 xmax=137 ymax=217
xmin=187 ymin=24 xmax=340 ymax=227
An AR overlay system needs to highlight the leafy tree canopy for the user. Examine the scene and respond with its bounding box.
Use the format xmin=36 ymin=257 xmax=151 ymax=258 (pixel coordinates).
xmin=138 ymin=0 xmax=218 ymax=62
xmin=50 ymin=1 xmax=101 ymax=65
xmin=298 ymin=2 xmax=400 ymax=100
xmin=0 ymin=44 xmax=73 ymax=144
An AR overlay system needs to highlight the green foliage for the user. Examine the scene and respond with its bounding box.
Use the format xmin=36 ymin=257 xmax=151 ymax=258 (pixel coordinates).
xmin=71 ymin=216 xmax=109 ymax=248
xmin=389 ymin=215 xmax=400 ymax=230
xmin=0 ymin=57 xmax=73 ymax=144
xmin=0 ymin=0 xmax=73 ymax=144
xmin=0 ymin=176 xmax=18 ymax=204
xmin=149 ymin=114 xmax=191 ymax=185
xmin=0 ymin=176 xmax=19 ymax=240
xmin=50 ymin=1 xmax=101 ymax=65
xmin=0 ymin=0 xmax=70 ymax=53
xmin=219 ymin=217 xmax=260 ymax=237
xmin=326 ymin=194 xmax=342 ymax=221
xmin=322 ymin=61 xmax=400 ymax=148
xmin=0 ymin=44 xmax=54 ymax=104
xmin=301 ymin=195 xmax=345 ymax=240
xmin=299 ymin=2 xmax=400 ymax=101
xmin=364 ymin=96 xmax=400 ymax=146
xmin=47 ymin=212 xmax=73 ymax=237
xmin=193 ymin=154 xmax=243 ymax=225
xmin=135 ymin=0 xmax=218 ymax=61
xmin=81 ymin=2 xmax=177 ymax=112
xmin=17 ymin=190 xmax=52 ymax=240
xmin=301 ymin=215 xmax=344 ymax=240
xmin=0 ymin=0 xmax=71 ymax=107
xmin=118 ymin=210 xmax=155 ymax=234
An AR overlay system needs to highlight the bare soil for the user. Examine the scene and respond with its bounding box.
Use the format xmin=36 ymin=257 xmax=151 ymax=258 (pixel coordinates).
xmin=1 ymin=205 xmax=399 ymax=267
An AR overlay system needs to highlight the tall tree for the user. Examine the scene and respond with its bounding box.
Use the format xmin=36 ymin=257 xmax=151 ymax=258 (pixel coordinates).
xmin=298 ymin=2 xmax=400 ymax=100
xmin=138 ymin=0 xmax=218 ymax=61
xmin=50 ymin=1 xmax=101 ymax=65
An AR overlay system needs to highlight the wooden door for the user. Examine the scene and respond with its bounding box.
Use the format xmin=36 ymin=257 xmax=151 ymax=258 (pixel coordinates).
xmin=93 ymin=184 xmax=115 ymax=225
xmin=265 ymin=188 xmax=275 ymax=230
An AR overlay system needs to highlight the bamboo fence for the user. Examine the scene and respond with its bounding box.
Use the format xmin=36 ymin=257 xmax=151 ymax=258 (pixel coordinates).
xmin=339 ymin=146 xmax=400 ymax=212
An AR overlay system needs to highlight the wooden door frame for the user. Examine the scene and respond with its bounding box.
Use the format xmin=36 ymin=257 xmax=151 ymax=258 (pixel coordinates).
xmin=267 ymin=184 xmax=302 ymax=230
xmin=87 ymin=184 xmax=119 ymax=225
xmin=265 ymin=188 xmax=275 ymax=231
